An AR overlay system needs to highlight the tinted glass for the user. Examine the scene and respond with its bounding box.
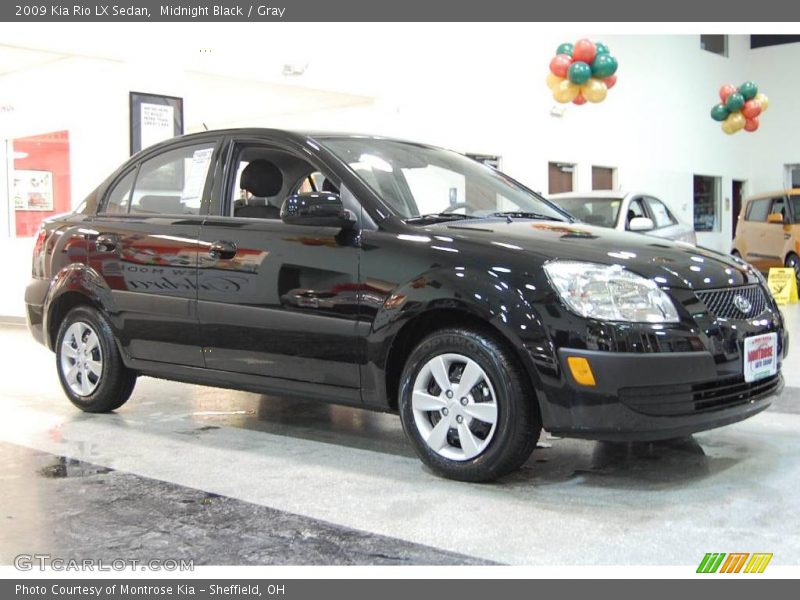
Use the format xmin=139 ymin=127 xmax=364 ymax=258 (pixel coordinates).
xmin=550 ymin=197 xmax=621 ymax=228
xmin=103 ymin=169 xmax=136 ymax=214
xmin=130 ymin=144 xmax=214 ymax=215
xmin=646 ymin=197 xmax=677 ymax=228
xmin=322 ymin=138 xmax=565 ymax=221
xmin=746 ymin=198 xmax=771 ymax=222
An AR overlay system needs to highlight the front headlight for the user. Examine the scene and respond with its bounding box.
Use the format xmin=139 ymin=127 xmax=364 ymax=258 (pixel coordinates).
xmin=543 ymin=261 xmax=679 ymax=323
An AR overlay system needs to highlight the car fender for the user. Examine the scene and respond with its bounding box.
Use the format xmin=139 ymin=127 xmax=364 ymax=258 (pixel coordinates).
xmin=42 ymin=263 xmax=117 ymax=349
xmin=364 ymin=265 xmax=552 ymax=412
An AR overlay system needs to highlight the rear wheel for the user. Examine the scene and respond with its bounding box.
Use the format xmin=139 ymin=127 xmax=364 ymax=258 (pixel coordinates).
xmin=55 ymin=306 xmax=136 ymax=413
xmin=398 ymin=328 xmax=540 ymax=482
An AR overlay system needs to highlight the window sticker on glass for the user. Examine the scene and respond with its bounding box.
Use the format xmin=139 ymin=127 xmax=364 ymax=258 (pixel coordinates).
xmin=181 ymin=147 xmax=213 ymax=203
xmin=650 ymin=202 xmax=671 ymax=228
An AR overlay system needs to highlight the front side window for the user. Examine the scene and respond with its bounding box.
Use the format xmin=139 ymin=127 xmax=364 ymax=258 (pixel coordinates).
xmin=645 ymin=197 xmax=678 ymax=229
xmin=129 ymin=143 xmax=214 ymax=215
xmin=550 ymin=197 xmax=621 ymax=228
xmin=787 ymin=195 xmax=800 ymax=223
xmin=321 ymin=138 xmax=566 ymax=222
xmin=746 ymin=198 xmax=771 ymax=222
xmin=770 ymin=196 xmax=786 ymax=221
xmin=626 ymin=198 xmax=647 ymax=228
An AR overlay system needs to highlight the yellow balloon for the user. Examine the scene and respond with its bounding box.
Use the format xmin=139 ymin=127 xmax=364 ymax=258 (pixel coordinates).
xmin=727 ymin=111 xmax=746 ymax=132
xmin=582 ymin=78 xmax=608 ymax=103
xmin=546 ymin=72 xmax=563 ymax=91
xmin=553 ymin=79 xmax=580 ymax=103
xmin=721 ymin=120 xmax=736 ymax=135
xmin=755 ymin=92 xmax=769 ymax=112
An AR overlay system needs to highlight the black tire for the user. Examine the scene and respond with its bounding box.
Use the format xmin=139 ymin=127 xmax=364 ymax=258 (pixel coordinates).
xmin=398 ymin=327 xmax=541 ymax=482
xmin=785 ymin=253 xmax=800 ymax=284
xmin=55 ymin=306 xmax=137 ymax=413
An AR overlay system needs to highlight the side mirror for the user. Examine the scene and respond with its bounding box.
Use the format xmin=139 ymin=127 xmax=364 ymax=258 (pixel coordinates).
xmin=280 ymin=192 xmax=353 ymax=228
xmin=767 ymin=212 xmax=784 ymax=224
xmin=629 ymin=216 xmax=655 ymax=232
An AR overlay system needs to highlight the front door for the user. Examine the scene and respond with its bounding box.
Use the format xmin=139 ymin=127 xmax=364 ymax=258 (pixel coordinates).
xmin=197 ymin=140 xmax=362 ymax=388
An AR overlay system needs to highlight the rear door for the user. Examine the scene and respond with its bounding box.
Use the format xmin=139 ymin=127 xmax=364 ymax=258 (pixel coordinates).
xmin=196 ymin=137 xmax=362 ymax=388
xmin=88 ymin=139 xmax=219 ymax=366
xmin=762 ymin=195 xmax=790 ymax=266
xmin=740 ymin=197 xmax=775 ymax=269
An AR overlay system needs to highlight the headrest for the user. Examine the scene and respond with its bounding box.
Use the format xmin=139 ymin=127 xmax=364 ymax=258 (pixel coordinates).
xmin=240 ymin=159 xmax=283 ymax=197
xmin=322 ymin=178 xmax=340 ymax=194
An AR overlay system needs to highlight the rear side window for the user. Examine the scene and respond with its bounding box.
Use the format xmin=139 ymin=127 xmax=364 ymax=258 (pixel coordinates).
xmin=770 ymin=196 xmax=786 ymax=220
xmin=746 ymin=198 xmax=771 ymax=222
xmin=104 ymin=169 xmax=136 ymax=214
xmin=645 ymin=197 xmax=678 ymax=228
xmin=130 ymin=144 xmax=214 ymax=215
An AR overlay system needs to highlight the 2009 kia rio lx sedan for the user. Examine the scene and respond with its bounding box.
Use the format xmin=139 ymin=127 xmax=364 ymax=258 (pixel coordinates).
xmin=25 ymin=129 xmax=787 ymax=482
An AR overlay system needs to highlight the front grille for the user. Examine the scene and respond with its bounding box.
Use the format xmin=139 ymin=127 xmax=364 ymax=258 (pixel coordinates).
xmin=619 ymin=373 xmax=781 ymax=417
xmin=695 ymin=285 xmax=768 ymax=319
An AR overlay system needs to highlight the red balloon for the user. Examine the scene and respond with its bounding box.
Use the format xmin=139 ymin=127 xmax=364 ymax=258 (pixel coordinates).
xmin=742 ymin=99 xmax=762 ymax=119
xmin=549 ymin=53 xmax=573 ymax=78
xmin=744 ymin=116 xmax=760 ymax=132
xmin=573 ymin=94 xmax=587 ymax=105
xmin=573 ymin=38 xmax=597 ymax=64
xmin=603 ymin=75 xmax=617 ymax=89
xmin=719 ymin=84 xmax=737 ymax=103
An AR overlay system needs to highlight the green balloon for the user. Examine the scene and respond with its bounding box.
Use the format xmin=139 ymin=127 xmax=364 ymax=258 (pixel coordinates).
xmin=567 ymin=61 xmax=592 ymax=85
xmin=739 ymin=81 xmax=758 ymax=100
xmin=710 ymin=103 xmax=730 ymax=122
xmin=556 ymin=42 xmax=574 ymax=57
xmin=590 ymin=54 xmax=618 ymax=78
xmin=595 ymin=42 xmax=610 ymax=55
xmin=725 ymin=92 xmax=745 ymax=112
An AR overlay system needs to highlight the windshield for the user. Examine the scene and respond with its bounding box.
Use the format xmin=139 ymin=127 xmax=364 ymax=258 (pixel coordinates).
xmin=321 ymin=137 xmax=567 ymax=222
xmin=549 ymin=196 xmax=622 ymax=228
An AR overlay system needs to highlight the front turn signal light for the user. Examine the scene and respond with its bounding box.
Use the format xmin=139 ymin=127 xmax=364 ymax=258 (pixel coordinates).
xmin=567 ymin=356 xmax=596 ymax=387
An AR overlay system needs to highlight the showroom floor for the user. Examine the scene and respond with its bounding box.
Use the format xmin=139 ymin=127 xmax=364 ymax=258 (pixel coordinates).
xmin=1 ymin=307 xmax=799 ymax=566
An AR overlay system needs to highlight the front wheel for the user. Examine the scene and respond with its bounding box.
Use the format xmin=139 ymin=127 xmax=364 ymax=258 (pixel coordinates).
xmin=55 ymin=306 xmax=137 ymax=413
xmin=398 ymin=328 xmax=540 ymax=482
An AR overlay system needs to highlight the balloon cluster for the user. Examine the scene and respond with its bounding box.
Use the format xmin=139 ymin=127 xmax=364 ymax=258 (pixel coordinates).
xmin=710 ymin=82 xmax=769 ymax=134
xmin=547 ymin=39 xmax=619 ymax=105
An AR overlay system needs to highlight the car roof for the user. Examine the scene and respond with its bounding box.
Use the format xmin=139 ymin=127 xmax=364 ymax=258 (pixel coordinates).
xmin=744 ymin=189 xmax=800 ymax=201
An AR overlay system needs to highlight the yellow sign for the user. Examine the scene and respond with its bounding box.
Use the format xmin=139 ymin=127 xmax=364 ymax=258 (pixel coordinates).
xmin=767 ymin=268 xmax=798 ymax=304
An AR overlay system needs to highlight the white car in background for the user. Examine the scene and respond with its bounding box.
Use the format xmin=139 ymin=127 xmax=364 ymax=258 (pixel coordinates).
xmin=547 ymin=191 xmax=697 ymax=244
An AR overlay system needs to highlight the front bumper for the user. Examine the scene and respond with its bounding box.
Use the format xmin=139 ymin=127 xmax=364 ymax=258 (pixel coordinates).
xmin=540 ymin=347 xmax=783 ymax=441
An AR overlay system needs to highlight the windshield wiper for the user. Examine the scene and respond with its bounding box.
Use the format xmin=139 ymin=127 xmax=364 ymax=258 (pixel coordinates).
xmin=490 ymin=211 xmax=567 ymax=222
xmin=405 ymin=213 xmax=479 ymax=224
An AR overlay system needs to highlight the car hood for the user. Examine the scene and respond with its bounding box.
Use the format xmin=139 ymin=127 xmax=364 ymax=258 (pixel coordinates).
xmin=435 ymin=218 xmax=758 ymax=290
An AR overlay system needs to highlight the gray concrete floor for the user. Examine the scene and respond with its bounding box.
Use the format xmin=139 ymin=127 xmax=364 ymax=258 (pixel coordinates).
xmin=1 ymin=317 xmax=799 ymax=565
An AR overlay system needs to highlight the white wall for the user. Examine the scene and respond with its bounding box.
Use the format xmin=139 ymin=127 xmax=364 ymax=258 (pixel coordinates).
xmin=2 ymin=26 xmax=799 ymax=317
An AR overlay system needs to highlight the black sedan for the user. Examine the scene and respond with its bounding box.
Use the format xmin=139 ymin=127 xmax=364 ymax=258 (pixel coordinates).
xmin=25 ymin=129 xmax=787 ymax=481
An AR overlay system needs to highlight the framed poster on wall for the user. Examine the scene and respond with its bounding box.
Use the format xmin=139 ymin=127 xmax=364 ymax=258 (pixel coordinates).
xmin=13 ymin=169 xmax=54 ymax=211
xmin=129 ymin=91 xmax=184 ymax=155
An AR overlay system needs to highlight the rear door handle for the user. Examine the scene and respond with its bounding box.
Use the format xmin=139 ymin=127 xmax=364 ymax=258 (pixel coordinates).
xmin=208 ymin=240 xmax=237 ymax=260
xmin=96 ymin=234 xmax=119 ymax=252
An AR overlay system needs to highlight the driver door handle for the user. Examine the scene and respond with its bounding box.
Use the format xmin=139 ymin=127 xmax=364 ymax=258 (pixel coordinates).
xmin=208 ymin=240 xmax=237 ymax=260
xmin=96 ymin=234 xmax=119 ymax=253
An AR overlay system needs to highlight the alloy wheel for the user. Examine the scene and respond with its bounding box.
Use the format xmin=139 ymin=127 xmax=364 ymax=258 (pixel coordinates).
xmin=411 ymin=353 xmax=498 ymax=461
xmin=59 ymin=321 xmax=103 ymax=396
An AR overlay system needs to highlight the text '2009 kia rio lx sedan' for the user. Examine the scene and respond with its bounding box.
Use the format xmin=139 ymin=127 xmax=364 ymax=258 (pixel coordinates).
xmin=25 ymin=129 xmax=787 ymax=481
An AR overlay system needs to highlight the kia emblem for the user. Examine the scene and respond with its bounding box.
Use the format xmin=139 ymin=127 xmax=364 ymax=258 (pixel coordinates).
xmin=733 ymin=295 xmax=752 ymax=314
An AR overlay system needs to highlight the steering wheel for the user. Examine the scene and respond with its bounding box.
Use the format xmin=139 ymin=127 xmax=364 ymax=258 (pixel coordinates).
xmin=443 ymin=202 xmax=469 ymax=213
